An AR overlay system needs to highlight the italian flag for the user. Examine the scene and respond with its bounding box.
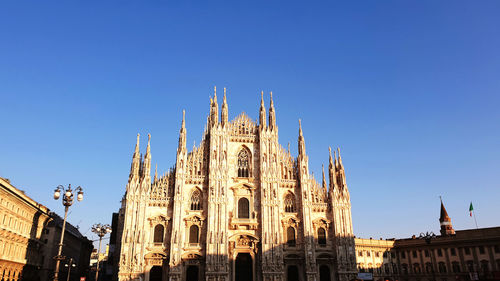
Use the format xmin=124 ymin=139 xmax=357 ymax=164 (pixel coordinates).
xmin=469 ymin=202 xmax=474 ymax=217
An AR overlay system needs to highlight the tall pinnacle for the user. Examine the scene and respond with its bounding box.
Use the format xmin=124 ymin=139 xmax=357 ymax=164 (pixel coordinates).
xmin=178 ymin=110 xmax=187 ymax=152
xmin=145 ymin=133 xmax=151 ymax=156
xmin=259 ymin=91 xmax=266 ymax=128
xmin=298 ymin=119 xmax=306 ymax=156
xmin=134 ymin=133 xmax=140 ymax=158
xmin=269 ymin=91 xmax=276 ymax=130
xmin=154 ymin=164 xmax=158 ymax=182
xmin=322 ymin=164 xmax=327 ymax=190
xmin=221 ymin=87 xmax=228 ymax=126
xmin=210 ymin=87 xmax=218 ymax=126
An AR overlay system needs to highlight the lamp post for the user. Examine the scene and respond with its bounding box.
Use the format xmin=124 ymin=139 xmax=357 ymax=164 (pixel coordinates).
xmin=419 ymin=232 xmax=437 ymax=281
xmin=64 ymin=257 xmax=76 ymax=281
xmin=91 ymin=223 xmax=112 ymax=281
xmin=53 ymin=185 xmax=84 ymax=281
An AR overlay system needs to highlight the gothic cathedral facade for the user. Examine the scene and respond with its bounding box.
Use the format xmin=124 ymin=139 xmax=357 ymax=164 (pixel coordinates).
xmin=115 ymin=89 xmax=357 ymax=281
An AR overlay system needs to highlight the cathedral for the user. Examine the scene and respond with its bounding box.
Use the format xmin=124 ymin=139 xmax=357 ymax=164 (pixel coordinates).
xmin=115 ymin=88 xmax=357 ymax=281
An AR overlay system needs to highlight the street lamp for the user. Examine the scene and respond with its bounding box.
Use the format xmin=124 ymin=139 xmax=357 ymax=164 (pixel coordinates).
xmin=91 ymin=223 xmax=112 ymax=281
xmin=64 ymin=257 xmax=76 ymax=281
xmin=419 ymin=232 xmax=437 ymax=281
xmin=53 ymin=184 xmax=84 ymax=281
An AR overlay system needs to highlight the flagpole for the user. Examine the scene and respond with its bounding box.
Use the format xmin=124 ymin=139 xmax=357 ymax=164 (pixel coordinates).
xmin=473 ymin=210 xmax=478 ymax=229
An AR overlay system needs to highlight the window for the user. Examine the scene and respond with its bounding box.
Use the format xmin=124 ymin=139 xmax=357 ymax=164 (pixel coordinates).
xmin=424 ymin=250 xmax=429 ymax=257
xmin=392 ymin=263 xmax=398 ymax=274
xmin=190 ymin=189 xmax=201 ymax=210
xmin=412 ymin=251 xmax=417 ymax=258
xmin=437 ymin=249 xmax=443 ymax=257
xmin=153 ymin=224 xmax=164 ymax=243
xmin=466 ymin=261 xmax=474 ymax=272
xmin=479 ymin=246 xmax=485 ymax=254
xmin=425 ymin=262 xmax=433 ymax=273
xmin=452 ymin=262 xmax=460 ymax=273
xmin=413 ymin=263 xmax=421 ymax=274
xmin=287 ymin=227 xmax=296 ymax=246
xmin=284 ymin=194 xmax=296 ymax=213
xmin=359 ymin=251 xmax=363 ymax=257
xmin=237 ymin=149 xmax=250 ymax=177
xmin=189 ymin=225 xmax=199 ymax=244
xmin=238 ymin=198 xmax=250 ymax=218
xmin=438 ymin=262 xmax=446 ymax=273
xmin=450 ymin=248 xmax=456 ymax=256
xmin=401 ymin=251 xmax=406 ymax=259
xmin=367 ymin=251 xmax=371 ymax=257
xmin=376 ymin=252 xmax=380 ymax=257
xmin=402 ymin=264 xmax=408 ymax=275
xmin=318 ymin=228 xmax=326 ymax=245
xmin=494 ymin=245 xmax=500 ymax=253
xmin=464 ymin=247 xmax=471 ymax=255
xmin=383 ymin=252 xmax=388 ymax=258
xmin=480 ymin=260 xmax=489 ymax=274
xmin=384 ymin=264 xmax=390 ymax=274
xmin=391 ymin=252 xmax=396 ymax=259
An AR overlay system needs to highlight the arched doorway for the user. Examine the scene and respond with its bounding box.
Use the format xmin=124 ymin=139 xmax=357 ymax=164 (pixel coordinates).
xmin=149 ymin=266 xmax=162 ymax=281
xmin=235 ymin=253 xmax=253 ymax=281
xmin=319 ymin=265 xmax=331 ymax=281
xmin=186 ymin=266 xmax=198 ymax=281
xmin=287 ymin=265 xmax=299 ymax=281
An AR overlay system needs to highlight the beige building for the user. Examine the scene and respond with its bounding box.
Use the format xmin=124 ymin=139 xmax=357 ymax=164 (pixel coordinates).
xmin=355 ymin=202 xmax=500 ymax=281
xmin=0 ymin=177 xmax=51 ymax=281
xmin=115 ymin=89 xmax=357 ymax=281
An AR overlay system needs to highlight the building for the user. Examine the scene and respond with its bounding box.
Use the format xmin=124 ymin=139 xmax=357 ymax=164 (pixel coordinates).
xmin=39 ymin=213 xmax=93 ymax=281
xmin=355 ymin=201 xmax=500 ymax=281
xmin=0 ymin=177 xmax=93 ymax=281
xmin=0 ymin=177 xmax=51 ymax=281
xmin=115 ymin=89 xmax=357 ymax=281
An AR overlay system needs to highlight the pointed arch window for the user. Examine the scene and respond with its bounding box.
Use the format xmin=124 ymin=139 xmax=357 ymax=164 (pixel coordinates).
xmin=153 ymin=224 xmax=164 ymax=243
xmin=238 ymin=198 xmax=250 ymax=219
xmin=237 ymin=149 xmax=250 ymax=177
xmin=318 ymin=227 xmax=326 ymax=245
xmin=190 ymin=189 xmax=201 ymax=210
xmin=189 ymin=225 xmax=199 ymax=244
xmin=284 ymin=193 xmax=295 ymax=213
xmin=287 ymin=227 xmax=296 ymax=246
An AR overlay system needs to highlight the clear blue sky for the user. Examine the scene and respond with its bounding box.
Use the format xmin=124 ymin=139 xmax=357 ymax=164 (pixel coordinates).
xmin=1 ymin=1 xmax=499 ymax=245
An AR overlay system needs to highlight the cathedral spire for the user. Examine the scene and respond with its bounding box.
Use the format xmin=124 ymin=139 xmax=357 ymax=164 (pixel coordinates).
xmin=178 ymin=110 xmax=187 ymax=153
xmin=328 ymin=147 xmax=336 ymax=192
xmin=259 ymin=91 xmax=267 ymax=129
xmin=128 ymin=133 xmax=141 ymax=183
xmin=322 ymin=164 xmax=327 ymax=191
xmin=268 ymin=91 xmax=276 ymax=130
xmin=439 ymin=197 xmax=455 ymax=236
xmin=221 ymin=87 xmax=228 ymax=127
xmin=210 ymin=86 xmax=218 ymax=126
xmin=154 ymin=164 xmax=158 ymax=182
xmin=141 ymin=134 xmax=152 ymax=182
xmin=337 ymin=147 xmax=343 ymax=168
xmin=298 ymin=119 xmax=306 ymax=156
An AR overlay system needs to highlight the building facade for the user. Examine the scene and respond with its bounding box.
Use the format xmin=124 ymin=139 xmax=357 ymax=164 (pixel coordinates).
xmin=355 ymin=202 xmax=500 ymax=281
xmin=0 ymin=177 xmax=51 ymax=281
xmin=39 ymin=214 xmax=93 ymax=281
xmin=115 ymin=89 xmax=357 ymax=281
xmin=0 ymin=177 xmax=93 ymax=281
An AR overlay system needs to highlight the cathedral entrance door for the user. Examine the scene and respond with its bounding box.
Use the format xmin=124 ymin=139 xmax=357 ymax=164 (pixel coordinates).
xmin=319 ymin=265 xmax=331 ymax=281
xmin=186 ymin=266 xmax=198 ymax=281
xmin=149 ymin=266 xmax=163 ymax=281
xmin=235 ymin=253 xmax=253 ymax=281
xmin=287 ymin=265 xmax=299 ymax=281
